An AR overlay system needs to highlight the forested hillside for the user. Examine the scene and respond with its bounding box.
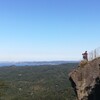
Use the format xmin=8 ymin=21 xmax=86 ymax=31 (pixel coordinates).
xmin=0 ymin=63 xmax=78 ymax=100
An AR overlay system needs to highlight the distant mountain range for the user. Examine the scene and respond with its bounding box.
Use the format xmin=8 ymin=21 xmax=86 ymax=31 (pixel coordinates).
xmin=0 ymin=61 xmax=79 ymax=67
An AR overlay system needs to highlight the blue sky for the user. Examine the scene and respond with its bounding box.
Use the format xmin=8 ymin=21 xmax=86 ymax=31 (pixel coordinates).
xmin=0 ymin=0 xmax=100 ymax=61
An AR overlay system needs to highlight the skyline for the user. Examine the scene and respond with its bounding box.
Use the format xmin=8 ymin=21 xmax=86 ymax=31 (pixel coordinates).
xmin=0 ymin=0 xmax=100 ymax=61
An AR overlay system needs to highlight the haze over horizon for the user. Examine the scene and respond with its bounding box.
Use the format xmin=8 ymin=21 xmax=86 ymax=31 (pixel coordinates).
xmin=0 ymin=0 xmax=100 ymax=61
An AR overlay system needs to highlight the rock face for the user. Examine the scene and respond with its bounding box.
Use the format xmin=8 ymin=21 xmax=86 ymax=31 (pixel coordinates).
xmin=69 ymin=58 xmax=100 ymax=100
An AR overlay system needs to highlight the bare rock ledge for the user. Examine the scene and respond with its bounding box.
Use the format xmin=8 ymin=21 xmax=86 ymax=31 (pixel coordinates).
xmin=69 ymin=58 xmax=100 ymax=100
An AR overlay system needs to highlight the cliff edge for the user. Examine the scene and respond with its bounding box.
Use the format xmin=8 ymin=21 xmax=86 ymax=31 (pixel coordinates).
xmin=69 ymin=58 xmax=100 ymax=100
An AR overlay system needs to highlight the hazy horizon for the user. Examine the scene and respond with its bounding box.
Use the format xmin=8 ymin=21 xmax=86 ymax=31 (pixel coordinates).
xmin=0 ymin=59 xmax=79 ymax=62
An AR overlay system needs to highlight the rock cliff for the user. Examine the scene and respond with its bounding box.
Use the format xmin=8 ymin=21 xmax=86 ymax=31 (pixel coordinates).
xmin=69 ymin=58 xmax=100 ymax=100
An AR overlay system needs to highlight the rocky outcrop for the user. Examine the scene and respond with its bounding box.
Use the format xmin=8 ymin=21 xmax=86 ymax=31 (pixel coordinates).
xmin=69 ymin=58 xmax=100 ymax=100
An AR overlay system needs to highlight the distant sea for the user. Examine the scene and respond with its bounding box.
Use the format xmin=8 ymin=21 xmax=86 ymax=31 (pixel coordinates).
xmin=0 ymin=61 xmax=79 ymax=67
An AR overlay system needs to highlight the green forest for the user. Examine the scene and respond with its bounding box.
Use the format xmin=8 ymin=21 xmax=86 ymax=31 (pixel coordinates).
xmin=0 ymin=63 xmax=78 ymax=100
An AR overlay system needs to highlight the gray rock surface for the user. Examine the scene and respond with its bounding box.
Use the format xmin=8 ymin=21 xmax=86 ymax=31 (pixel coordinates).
xmin=69 ymin=58 xmax=100 ymax=100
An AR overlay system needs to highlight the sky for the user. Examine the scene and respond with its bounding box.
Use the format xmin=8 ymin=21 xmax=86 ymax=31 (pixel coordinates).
xmin=0 ymin=0 xmax=100 ymax=61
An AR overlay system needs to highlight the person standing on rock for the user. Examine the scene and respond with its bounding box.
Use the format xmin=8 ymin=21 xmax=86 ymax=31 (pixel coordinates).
xmin=82 ymin=51 xmax=88 ymax=61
